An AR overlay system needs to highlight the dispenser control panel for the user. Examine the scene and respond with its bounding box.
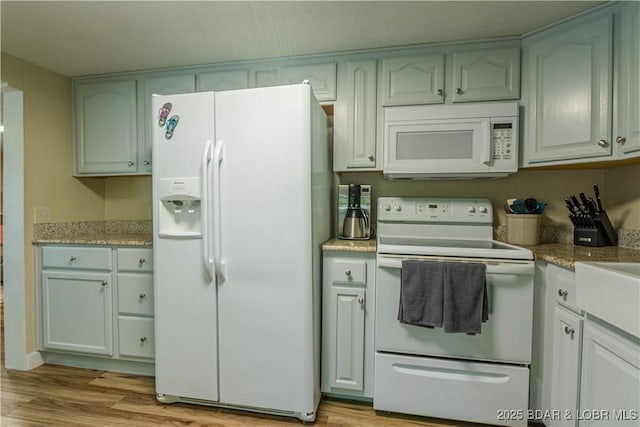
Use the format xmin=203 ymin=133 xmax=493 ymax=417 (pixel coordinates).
xmin=158 ymin=177 xmax=201 ymax=200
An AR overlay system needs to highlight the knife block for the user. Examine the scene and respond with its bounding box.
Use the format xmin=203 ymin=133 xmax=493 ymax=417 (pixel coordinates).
xmin=573 ymin=210 xmax=618 ymax=247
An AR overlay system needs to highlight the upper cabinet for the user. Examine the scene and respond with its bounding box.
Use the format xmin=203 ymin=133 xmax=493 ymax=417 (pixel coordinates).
xmin=196 ymin=69 xmax=250 ymax=92
xmin=279 ymin=63 xmax=337 ymax=102
xmin=333 ymin=59 xmax=379 ymax=171
xmin=380 ymin=44 xmax=520 ymax=106
xmin=73 ymin=79 xmax=138 ymax=175
xmin=521 ymin=9 xmax=613 ymax=166
xmin=450 ymin=47 xmax=520 ymax=103
xmin=381 ymin=54 xmax=445 ymax=105
xmin=614 ymin=1 xmax=640 ymax=158
xmin=521 ymin=4 xmax=639 ymax=168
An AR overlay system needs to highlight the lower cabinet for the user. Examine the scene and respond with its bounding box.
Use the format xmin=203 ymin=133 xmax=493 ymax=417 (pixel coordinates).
xmin=579 ymin=319 xmax=640 ymax=426
xmin=37 ymin=245 xmax=154 ymax=375
xmin=535 ymin=262 xmax=640 ymax=427
xmin=549 ymin=305 xmax=583 ymax=427
xmin=322 ymin=251 xmax=375 ymax=399
xmin=41 ymin=270 xmax=113 ymax=355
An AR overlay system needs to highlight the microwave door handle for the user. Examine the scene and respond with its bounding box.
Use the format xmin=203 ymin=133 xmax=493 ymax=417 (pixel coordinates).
xmin=481 ymin=121 xmax=492 ymax=165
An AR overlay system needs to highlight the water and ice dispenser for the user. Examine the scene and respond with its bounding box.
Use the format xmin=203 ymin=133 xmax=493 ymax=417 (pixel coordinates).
xmin=157 ymin=177 xmax=202 ymax=237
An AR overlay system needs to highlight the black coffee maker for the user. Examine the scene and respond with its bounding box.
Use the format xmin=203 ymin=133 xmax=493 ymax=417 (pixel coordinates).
xmin=340 ymin=184 xmax=370 ymax=240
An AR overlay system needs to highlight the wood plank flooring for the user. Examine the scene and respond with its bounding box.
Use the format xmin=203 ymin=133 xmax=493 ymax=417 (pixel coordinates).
xmin=0 ymin=287 xmax=480 ymax=426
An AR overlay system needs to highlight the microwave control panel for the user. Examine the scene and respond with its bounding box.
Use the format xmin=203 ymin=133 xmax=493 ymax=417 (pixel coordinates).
xmin=492 ymin=122 xmax=514 ymax=161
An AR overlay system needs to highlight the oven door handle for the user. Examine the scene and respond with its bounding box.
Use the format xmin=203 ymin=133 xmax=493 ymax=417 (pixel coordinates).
xmin=377 ymin=256 xmax=534 ymax=275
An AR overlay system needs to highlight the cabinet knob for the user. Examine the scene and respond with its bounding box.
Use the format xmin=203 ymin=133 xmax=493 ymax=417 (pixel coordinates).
xmin=358 ymin=297 xmax=365 ymax=305
xmin=139 ymin=258 xmax=146 ymax=265
xmin=436 ymin=89 xmax=444 ymax=96
xmin=69 ymin=256 xmax=77 ymax=262
xmin=139 ymin=337 xmax=148 ymax=343
xmin=616 ymin=136 xmax=627 ymax=145
xmin=367 ymin=154 xmax=375 ymax=162
xmin=101 ymin=281 xmax=108 ymax=287
xmin=564 ymin=326 xmax=575 ymax=337
xmin=128 ymin=161 xmax=135 ymax=167
xmin=345 ymin=269 xmax=352 ymax=277
xmin=558 ymin=289 xmax=568 ymax=298
xmin=139 ymin=293 xmax=146 ymax=300
xmin=455 ymin=88 xmax=463 ymax=95
xmin=597 ymin=139 xmax=609 ymax=148
xmin=143 ymin=160 xmax=151 ymax=166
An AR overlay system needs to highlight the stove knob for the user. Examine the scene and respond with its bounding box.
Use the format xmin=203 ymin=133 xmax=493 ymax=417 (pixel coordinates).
xmin=478 ymin=206 xmax=488 ymax=214
xmin=395 ymin=205 xmax=402 ymax=212
xmin=384 ymin=205 xmax=391 ymax=212
xmin=467 ymin=206 xmax=476 ymax=213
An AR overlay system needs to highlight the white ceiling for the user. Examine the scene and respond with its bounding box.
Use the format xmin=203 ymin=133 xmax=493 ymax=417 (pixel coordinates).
xmin=1 ymin=1 xmax=605 ymax=78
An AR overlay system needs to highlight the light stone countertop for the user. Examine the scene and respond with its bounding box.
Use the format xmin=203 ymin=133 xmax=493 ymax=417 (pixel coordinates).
xmin=322 ymin=238 xmax=640 ymax=270
xmin=32 ymin=220 xmax=152 ymax=247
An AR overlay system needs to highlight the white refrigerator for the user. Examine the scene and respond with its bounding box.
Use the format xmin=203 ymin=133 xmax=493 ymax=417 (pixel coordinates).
xmin=151 ymin=84 xmax=330 ymax=422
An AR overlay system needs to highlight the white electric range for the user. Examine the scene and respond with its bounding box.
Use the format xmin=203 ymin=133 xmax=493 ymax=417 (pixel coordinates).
xmin=374 ymin=197 xmax=534 ymax=427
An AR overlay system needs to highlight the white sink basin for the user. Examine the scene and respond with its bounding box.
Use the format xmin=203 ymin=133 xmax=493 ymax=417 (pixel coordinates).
xmin=575 ymin=262 xmax=640 ymax=338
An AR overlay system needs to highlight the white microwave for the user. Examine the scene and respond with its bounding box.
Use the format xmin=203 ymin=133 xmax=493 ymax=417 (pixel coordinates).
xmin=383 ymin=101 xmax=519 ymax=179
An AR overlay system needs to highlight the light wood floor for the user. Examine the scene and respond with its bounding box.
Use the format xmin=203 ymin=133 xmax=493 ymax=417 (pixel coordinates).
xmin=0 ymin=287 xmax=480 ymax=426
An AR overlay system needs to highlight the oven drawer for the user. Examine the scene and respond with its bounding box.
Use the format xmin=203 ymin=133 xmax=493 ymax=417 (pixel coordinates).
xmin=374 ymin=352 xmax=529 ymax=427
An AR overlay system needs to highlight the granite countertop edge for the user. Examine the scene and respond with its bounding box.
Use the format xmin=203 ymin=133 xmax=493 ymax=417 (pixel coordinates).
xmin=33 ymin=233 xmax=153 ymax=247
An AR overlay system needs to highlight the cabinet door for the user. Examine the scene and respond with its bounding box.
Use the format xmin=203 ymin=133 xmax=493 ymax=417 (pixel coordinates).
xmin=451 ymin=47 xmax=520 ymax=102
xmin=140 ymin=74 xmax=195 ymax=173
xmin=327 ymin=286 xmax=366 ymax=391
xmin=381 ymin=54 xmax=445 ymax=105
xmin=74 ymin=80 xmax=137 ymax=175
xmin=280 ymin=63 xmax=337 ymax=101
xmin=42 ymin=270 xmax=113 ymax=355
xmin=580 ymin=320 xmax=640 ymax=426
xmin=615 ymin=2 xmax=640 ymax=158
xmin=334 ymin=60 xmax=378 ymax=171
xmin=523 ymin=11 xmax=613 ymax=165
xmin=196 ymin=69 xmax=250 ymax=92
xmin=549 ymin=306 xmax=582 ymax=427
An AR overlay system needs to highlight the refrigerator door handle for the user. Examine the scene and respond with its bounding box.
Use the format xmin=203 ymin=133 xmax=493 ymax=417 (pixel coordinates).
xmin=201 ymin=139 xmax=214 ymax=281
xmin=213 ymin=139 xmax=226 ymax=283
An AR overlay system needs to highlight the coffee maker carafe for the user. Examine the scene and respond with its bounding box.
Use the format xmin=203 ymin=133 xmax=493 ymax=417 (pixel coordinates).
xmin=339 ymin=184 xmax=371 ymax=240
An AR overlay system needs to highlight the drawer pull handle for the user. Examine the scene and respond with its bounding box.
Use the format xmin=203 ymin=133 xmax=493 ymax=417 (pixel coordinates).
xmin=140 ymin=337 xmax=148 ymax=343
xmin=101 ymin=281 xmax=108 ymax=287
xmin=345 ymin=269 xmax=351 ymax=277
xmin=139 ymin=258 xmax=146 ymax=265
xmin=558 ymin=289 xmax=568 ymax=298
xmin=564 ymin=326 xmax=575 ymax=337
xmin=69 ymin=256 xmax=77 ymax=262
xmin=139 ymin=293 xmax=146 ymax=300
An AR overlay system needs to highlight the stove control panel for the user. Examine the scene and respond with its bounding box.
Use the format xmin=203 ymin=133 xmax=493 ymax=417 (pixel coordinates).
xmin=378 ymin=197 xmax=493 ymax=223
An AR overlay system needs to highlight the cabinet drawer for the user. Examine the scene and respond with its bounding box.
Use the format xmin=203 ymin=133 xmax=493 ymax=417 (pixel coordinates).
xmin=118 ymin=316 xmax=154 ymax=359
xmin=118 ymin=274 xmax=154 ymax=316
xmin=117 ymin=248 xmax=153 ymax=272
xmin=548 ymin=264 xmax=579 ymax=311
xmin=327 ymin=259 xmax=367 ymax=286
xmin=42 ymin=246 xmax=112 ymax=270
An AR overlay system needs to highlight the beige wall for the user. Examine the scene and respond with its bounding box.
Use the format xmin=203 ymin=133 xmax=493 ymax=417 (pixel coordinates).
xmin=340 ymin=163 xmax=640 ymax=230
xmin=1 ymin=52 xmax=106 ymax=352
xmin=105 ymin=176 xmax=152 ymax=220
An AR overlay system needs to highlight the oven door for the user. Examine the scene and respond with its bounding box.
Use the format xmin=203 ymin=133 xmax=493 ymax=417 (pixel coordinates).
xmin=375 ymin=254 xmax=534 ymax=364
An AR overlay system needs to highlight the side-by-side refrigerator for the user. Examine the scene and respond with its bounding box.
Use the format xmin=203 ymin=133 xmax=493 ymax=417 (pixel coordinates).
xmin=151 ymin=84 xmax=331 ymax=422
